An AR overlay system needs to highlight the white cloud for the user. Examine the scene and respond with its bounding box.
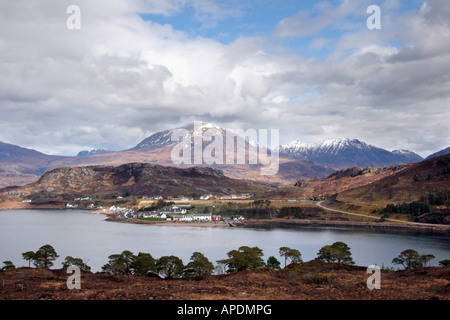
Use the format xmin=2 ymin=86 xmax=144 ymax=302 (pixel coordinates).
xmin=0 ymin=0 xmax=448 ymax=158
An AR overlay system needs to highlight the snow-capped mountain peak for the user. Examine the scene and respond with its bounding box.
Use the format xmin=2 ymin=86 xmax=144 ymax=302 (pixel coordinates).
xmin=319 ymin=137 xmax=359 ymax=147
xmin=131 ymin=121 xmax=263 ymax=151
xmin=280 ymin=137 xmax=423 ymax=169
xmin=282 ymin=140 xmax=313 ymax=150
xmin=192 ymin=122 xmax=222 ymax=137
xmin=392 ymin=149 xmax=414 ymax=155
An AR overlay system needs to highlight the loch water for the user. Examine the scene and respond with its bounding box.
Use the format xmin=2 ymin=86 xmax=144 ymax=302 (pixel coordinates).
xmin=1 ymin=209 xmax=449 ymax=272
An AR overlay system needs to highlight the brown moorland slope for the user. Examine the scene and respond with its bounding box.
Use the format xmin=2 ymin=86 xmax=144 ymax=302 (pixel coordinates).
xmin=1 ymin=261 xmax=448 ymax=300
xmin=335 ymin=155 xmax=450 ymax=208
xmin=255 ymin=163 xmax=412 ymax=200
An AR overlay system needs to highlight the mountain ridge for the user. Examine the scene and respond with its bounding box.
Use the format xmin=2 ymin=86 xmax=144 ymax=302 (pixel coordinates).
xmin=77 ymin=149 xmax=111 ymax=157
xmin=279 ymin=137 xmax=423 ymax=169
xmin=425 ymin=146 xmax=450 ymax=160
xmin=0 ymin=123 xmax=444 ymax=188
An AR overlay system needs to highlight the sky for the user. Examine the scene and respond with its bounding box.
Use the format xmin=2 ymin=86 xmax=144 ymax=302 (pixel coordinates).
xmin=0 ymin=0 xmax=449 ymax=158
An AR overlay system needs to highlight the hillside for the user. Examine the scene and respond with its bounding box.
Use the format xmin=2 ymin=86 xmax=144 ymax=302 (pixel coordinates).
xmin=256 ymin=164 xmax=411 ymax=200
xmin=1 ymin=163 xmax=267 ymax=201
xmin=335 ymin=155 xmax=450 ymax=208
xmin=425 ymin=147 xmax=450 ymax=160
xmin=0 ymin=141 xmax=67 ymax=187
xmin=1 ymin=262 xmax=448 ymax=300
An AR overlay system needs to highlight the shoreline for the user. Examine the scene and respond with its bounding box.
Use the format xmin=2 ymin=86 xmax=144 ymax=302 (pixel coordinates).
xmin=104 ymin=215 xmax=450 ymax=234
xmin=240 ymin=218 xmax=450 ymax=234
xmin=104 ymin=215 xmax=232 ymax=228
xmin=2 ymin=204 xmax=450 ymax=234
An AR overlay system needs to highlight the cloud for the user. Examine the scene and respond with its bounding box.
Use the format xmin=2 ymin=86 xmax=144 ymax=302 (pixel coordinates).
xmin=0 ymin=0 xmax=448 ymax=158
xmin=188 ymin=0 xmax=244 ymax=29
xmin=273 ymin=0 xmax=369 ymax=38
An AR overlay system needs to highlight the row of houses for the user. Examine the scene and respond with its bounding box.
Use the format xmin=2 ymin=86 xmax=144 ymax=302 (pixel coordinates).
xmin=66 ymin=202 xmax=101 ymax=209
xmin=108 ymin=201 xmax=247 ymax=223
xmin=141 ymin=204 xmax=245 ymax=223
xmin=141 ymin=203 xmax=192 ymax=218
xmin=109 ymin=205 xmax=136 ymax=218
xmin=169 ymin=213 xmax=219 ymax=222
xmin=169 ymin=213 xmax=245 ymax=222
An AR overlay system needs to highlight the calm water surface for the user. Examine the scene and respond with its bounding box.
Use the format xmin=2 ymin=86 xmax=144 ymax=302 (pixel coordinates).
xmin=1 ymin=209 xmax=449 ymax=272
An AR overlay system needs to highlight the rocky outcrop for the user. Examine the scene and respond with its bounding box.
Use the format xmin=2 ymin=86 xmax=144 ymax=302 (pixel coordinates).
xmin=6 ymin=162 xmax=264 ymax=199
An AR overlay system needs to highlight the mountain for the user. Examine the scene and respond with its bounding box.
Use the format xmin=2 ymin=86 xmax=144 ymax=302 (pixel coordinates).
xmin=279 ymin=137 xmax=423 ymax=169
xmin=0 ymin=122 xmax=335 ymax=187
xmin=127 ymin=121 xmax=335 ymax=183
xmin=2 ymin=123 xmax=435 ymax=189
xmin=391 ymin=149 xmax=424 ymax=163
xmin=0 ymin=141 xmax=67 ymax=187
xmin=0 ymin=141 xmax=58 ymax=166
xmin=425 ymin=146 xmax=450 ymax=160
xmin=131 ymin=127 xmax=181 ymax=151
xmin=335 ymin=154 xmax=450 ymax=208
xmin=3 ymin=162 xmax=267 ymax=200
xmin=77 ymin=149 xmax=111 ymax=157
xmin=131 ymin=122 xmax=255 ymax=152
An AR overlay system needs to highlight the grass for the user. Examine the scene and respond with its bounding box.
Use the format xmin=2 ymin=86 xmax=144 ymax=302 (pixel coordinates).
xmin=139 ymin=217 xmax=166 ymax=221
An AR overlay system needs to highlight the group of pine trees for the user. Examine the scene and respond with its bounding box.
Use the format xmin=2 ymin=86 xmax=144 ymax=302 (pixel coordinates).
xmin=382 ymin=189 xmax=449 ymax=219
xmin=2 ymin=242 xmax=447 ymax=277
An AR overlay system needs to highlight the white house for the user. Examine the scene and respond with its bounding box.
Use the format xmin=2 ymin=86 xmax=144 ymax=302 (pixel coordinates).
xmin=173 ymin=215 xmax=193 ymax=222
xmin=192 ymin=213 xmax=212 ymax=222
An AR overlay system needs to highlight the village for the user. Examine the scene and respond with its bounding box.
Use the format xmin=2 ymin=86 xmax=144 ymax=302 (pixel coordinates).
xmin=57 ymin=191 xmax=320 ymax=226
xmin=108 ymin=201 xmax=247 ymax=224
xmin=70 ymin=193 xmax=254 ymax=224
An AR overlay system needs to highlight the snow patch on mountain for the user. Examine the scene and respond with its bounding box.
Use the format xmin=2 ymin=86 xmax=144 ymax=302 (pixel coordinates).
xmin=280 ymin=137 xmax=423 ymax=169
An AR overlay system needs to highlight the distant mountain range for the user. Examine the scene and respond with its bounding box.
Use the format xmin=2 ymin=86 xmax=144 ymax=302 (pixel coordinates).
xmin=425 ymin=147 xmax=450 ymax=160
xmin=0 ymin=122 xmax=448 ymax=188
xmin=279 ymin=138 xmax=424 ymax=169
xmin=77 ymin=149 xmax=111 ymax=157
xmin=0 ymin=141 xmax=67 ymax=187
